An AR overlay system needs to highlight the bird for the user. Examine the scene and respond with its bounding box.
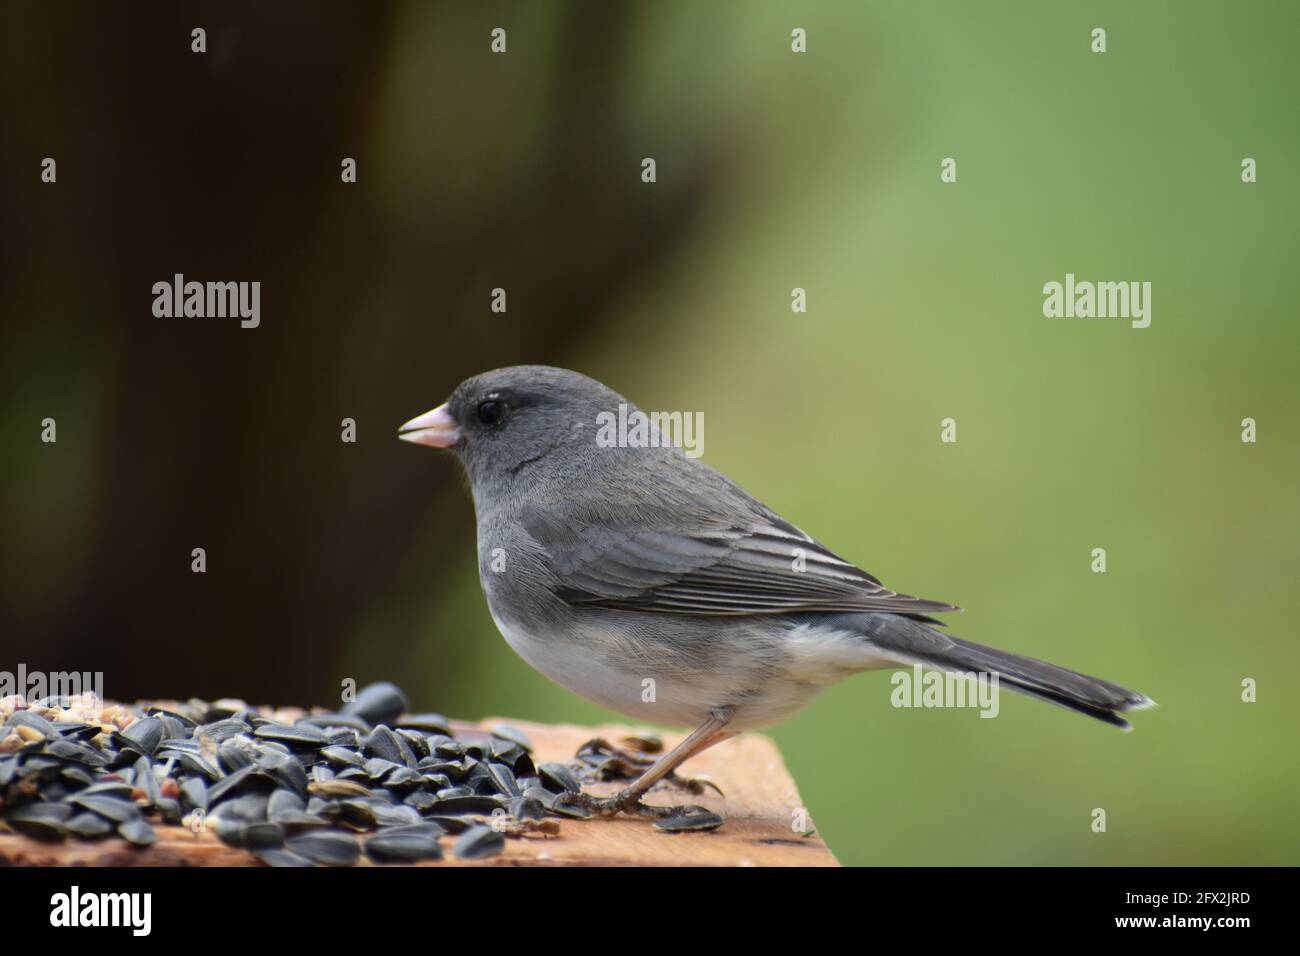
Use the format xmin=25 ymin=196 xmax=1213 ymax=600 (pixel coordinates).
xmin=399 ymin=365 xmax=1153 ymax=816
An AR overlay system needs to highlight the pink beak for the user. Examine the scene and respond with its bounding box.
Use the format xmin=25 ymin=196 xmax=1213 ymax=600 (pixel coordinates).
xmin=398 ymin=403 xmax=461 ymax=448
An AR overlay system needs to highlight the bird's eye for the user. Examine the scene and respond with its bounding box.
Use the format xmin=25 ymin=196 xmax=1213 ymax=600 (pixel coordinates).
xmin=477 ymin=399 xmax=503 ymax=425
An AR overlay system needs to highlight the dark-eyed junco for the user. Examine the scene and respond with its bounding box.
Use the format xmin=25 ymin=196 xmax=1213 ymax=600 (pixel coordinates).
xmin=400 ymin=366 xmax=1152 ymax=815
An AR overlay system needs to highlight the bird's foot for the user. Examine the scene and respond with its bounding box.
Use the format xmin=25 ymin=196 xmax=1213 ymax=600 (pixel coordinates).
xmin=574 ymin=738 xmax=723 ymax=796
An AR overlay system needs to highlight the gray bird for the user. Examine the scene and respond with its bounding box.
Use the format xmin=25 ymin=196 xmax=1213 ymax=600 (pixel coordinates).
xmin=399 ymin=366 xmax=1153 ymax=815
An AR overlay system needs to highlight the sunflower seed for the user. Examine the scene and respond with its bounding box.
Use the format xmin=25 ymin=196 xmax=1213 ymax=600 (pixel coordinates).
xmin=653 ymin=806 xmax=724 ymax=832
xmin=267 ymin=788 xmax=306 ymax=822
xmin=241 ymin=822 xmax=285 ymax=850
xmin=286 ymin=830 xmax=361 ymax=866
xmin=46 ymin=737 xmax=110 ymax=766
xmin=363 ymin=726 xmax=415 ymax=767
xmin=365 ymin=827 xmax=444 ymax=863
xmin=69 ymin=792 xmax=142 ymax=824
xmin=507 ymin=796 xmax=548 ymax=822
xmin=254 ymin=721 xmax=328 ymax=748
xmin=118 ymin=818 xmax=157 ymax=846
xmin=308 ymin=778 xmax=373 ymax=799
xmin=320 ymin=745 xmax=364 ymax=769
xmin=453 ymin=824 xmax=505 ymax=860
xmin=538 ymin=762 xmax=581 ymax=794
xmin=6 ymin=802 xmax=70 ymax=841
xmin=396 ymin=713 xmax=452 ymax=734
xmin=299 ymin=713 xmax=371 ymax=734
xmin=217 ymin=739 xmax=256 ymax=774
xmin=65 ymin=812 xmax=114 ymax=839
xmin=342 ymin=682 xmax=408 ymax=727
xmin=180 ymin=777 xmax=208 ymax=811
xmin=253 ymin=847 xmax=315 ymax=867
xmin=7 ymin=711 xmax=57 ymax=739
xmin=117 ymin=717 xmax=164 ymax=756
xmin=490 ymin=724 xmax=533 ymax=752
xmin=485 ymin=762 xmax=521 ymax=797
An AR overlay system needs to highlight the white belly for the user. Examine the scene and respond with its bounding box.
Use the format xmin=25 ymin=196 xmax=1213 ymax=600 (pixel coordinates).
xmin=487 ymin=609 xmax=900 ymax=732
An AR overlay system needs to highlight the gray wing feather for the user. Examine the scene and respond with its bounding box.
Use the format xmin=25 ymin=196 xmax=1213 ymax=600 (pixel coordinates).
xmin=520 ymin=498 xmax=959 ymax=618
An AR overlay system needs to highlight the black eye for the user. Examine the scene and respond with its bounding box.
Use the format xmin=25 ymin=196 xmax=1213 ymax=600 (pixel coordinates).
xmin=477 ymin=399 xmax=503 ymax=425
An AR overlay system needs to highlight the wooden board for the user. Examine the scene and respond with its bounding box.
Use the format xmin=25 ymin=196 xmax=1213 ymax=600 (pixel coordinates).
xmin=0 ymin=717 xmax=838 ymax=867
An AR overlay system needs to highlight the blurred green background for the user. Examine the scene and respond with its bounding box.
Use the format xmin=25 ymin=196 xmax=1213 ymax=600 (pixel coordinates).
xmin=3 ymin=1 xmax=1297 ymax=865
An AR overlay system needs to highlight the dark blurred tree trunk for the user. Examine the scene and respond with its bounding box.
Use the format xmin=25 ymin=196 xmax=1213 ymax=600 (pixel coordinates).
xmin=0 ymin=1 xmax=716 ymax=705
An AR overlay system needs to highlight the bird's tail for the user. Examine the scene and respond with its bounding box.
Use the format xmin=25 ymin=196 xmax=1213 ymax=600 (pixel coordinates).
xmin=866 ymin=617 xmax=1155 ymax=730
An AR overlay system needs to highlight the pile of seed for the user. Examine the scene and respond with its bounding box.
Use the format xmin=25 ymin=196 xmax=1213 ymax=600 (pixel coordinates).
xmin=0 ymin=681 xmax=716 ymax=866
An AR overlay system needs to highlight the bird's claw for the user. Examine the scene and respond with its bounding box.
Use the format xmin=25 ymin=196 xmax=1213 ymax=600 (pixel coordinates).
xmin=665 ymin=771 xmax=725 ymax=798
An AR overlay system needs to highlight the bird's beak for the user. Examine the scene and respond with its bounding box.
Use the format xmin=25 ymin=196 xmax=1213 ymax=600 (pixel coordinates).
xmin=398 ymin=403 xmax=461 ymax=448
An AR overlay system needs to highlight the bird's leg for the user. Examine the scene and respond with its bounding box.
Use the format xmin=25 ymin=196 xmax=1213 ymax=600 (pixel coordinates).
xmin=570 ymin=708 xmax=735 ymax=817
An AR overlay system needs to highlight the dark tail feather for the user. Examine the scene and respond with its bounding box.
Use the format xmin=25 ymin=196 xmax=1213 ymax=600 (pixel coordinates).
xmin=867 ymin=619 xmax=1155 ymax=730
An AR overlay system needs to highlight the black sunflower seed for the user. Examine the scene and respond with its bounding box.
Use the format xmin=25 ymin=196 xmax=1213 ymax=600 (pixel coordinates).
xmin=133 ymin=756 xmax=160 ymax=805
xmin=286 ymin=829 xmax=361 ymax=866
xmin=60 ymin=765 xmax=95 ymax=787
xmin=253 ymin=847 xmax=315 ymax=867
xmin=342 ymin=682 xmax=409 ymax=727
xmin=434 ymin=794 xmax=507 ymax=815
xmin=5 ymin=802 xmax=71 ymax=841
xmin=78 ymin=781 xmax=135 ymax=800
xmin=118 ymin=818 xmax=157 ymax=846
xmin=205 ymin=764 xmax=263 ymax=804
xmin=423 ymin=814 xmax=476 ymax=834
xmin=217 ymin=739 xmax=256 ymax=773
xmin=65 ymin=812 xmax=114 ymax=839
xmin=210 ymin=793 xmax=270 ymax=825
xmin=50 ymin=721 xmax=101 ymax=741
xmin=253 ymin=722 xmax=328 ymax=748
xmin=507 ymin=796 xmax=547 ymax=822
xmin=383 ymin=767 xmax=423 ymax=791
xmin=453 ymin=824 xmax=505 ymax=860
xmin=365 ymin=828 xmax=444 ymax=863
xmin=196 ymin=718 xmax=254 ymax=743
xmin=45 ymin=738 xmax=110 ymax=766
xmin=373 ymin=803 xmax=422 ymax=828
xmin=267 ymin=788 xmax=306 ymax=822
xmin=363 ymin=726 xmax=415 ymax=767
xmin=538 ymin=763 xmax=581 ymax=794
xmin=308 ymin=778 xmax=372 ymax=799
xmin=180 ymin=777 xmax=208 ymax=811
xmin=155 ymin=797 xmax=183 ymax=824
xmin=489 ymin=725 xmax=533 ymax=752
xmin=69 ymin=793 xmax=142 ymax=824
xmin=320 ymin=745 xmax=364 ymax=769
xmin=299 ymin=713 xmax=371 ymax=734
xmin=241 ymin=822 xmax=285 ymax=850
xmin=486 ymin=763 xmax=521 ymax=797
xmin=400 ymin=794 xmax=434 ymax=817
xmin=396 ymin=729 xmax=431 ymax=759
xmin=396 ymin=714 xmax=452 ymax=734
xmin=7 ymin=711 xmax=57 ymax=739
xmin=117 ymin=717 xmax=164 ymax=756
xmin=653 ymin=806 xmax=724 ymax=832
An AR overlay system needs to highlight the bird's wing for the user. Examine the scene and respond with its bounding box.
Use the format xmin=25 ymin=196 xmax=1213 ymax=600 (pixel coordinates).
xmin=519 ymin=500 xmax=959 ymax=618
